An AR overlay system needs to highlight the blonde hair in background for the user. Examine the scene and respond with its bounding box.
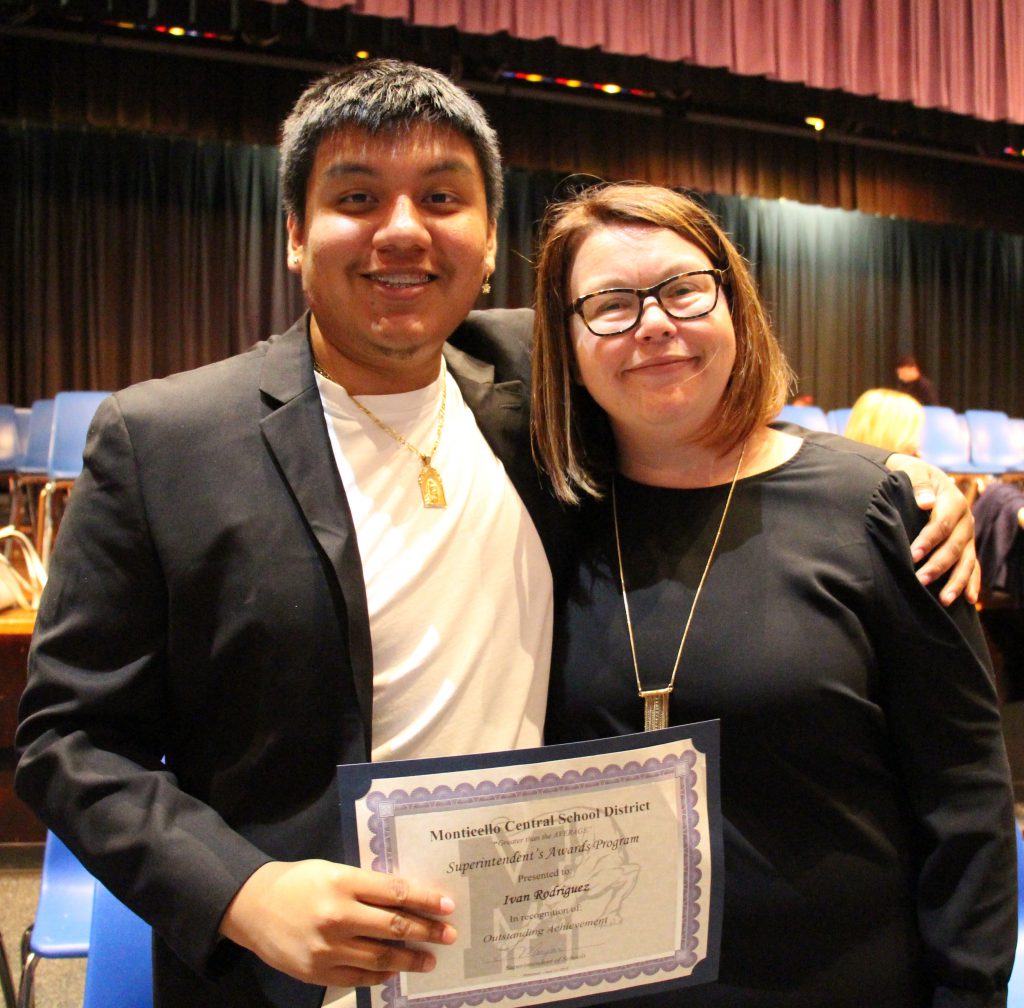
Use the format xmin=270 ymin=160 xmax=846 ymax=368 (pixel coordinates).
xmin=844 ymin=388 xmax=924 ymax=456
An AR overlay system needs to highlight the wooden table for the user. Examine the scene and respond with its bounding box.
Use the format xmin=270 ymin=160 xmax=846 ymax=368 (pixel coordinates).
xmin=0 ymin=607 xmax=44 ymax=842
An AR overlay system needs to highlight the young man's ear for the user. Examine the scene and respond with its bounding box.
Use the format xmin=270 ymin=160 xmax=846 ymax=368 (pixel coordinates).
xmin=286 ymin=214 xmax=304 ymax=273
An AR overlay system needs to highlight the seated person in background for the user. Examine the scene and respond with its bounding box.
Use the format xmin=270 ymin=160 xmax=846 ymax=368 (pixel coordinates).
xmin=973 ymin=481 xmax=1024 ymax=700
xmin=844 ymin=387 xmax=924 ymax=455
xmin=530 ymin=181 xmax=1017 ymax=1007
xmin=895 ymin=353 xmax=938 ymax=404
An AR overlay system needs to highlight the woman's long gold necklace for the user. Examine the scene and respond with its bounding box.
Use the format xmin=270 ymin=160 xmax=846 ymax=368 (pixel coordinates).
xmin=611 ymin=442 xmax=746 ymax=731
xmin=313 ymin=358 xmax=448 ymax=509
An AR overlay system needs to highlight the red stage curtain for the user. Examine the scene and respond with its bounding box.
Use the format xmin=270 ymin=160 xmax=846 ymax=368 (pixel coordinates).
xmin=270 ymin=0 xmax=1024 ymax=125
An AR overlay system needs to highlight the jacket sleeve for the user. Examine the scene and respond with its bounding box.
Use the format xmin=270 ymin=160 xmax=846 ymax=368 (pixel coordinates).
xmin=15 ymin=393 xmax=271 ymax=975
xmin=866 ymin=473 xmax=1017 ymax=1007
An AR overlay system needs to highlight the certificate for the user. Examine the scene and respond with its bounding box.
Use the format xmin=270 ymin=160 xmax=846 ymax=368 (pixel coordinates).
xmin=337 ymin=721 xmax=722 ymax=1008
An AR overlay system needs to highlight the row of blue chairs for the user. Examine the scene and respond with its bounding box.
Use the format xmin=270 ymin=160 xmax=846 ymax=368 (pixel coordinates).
xmin=778 ymin=403 xmax=1024 ymax=478
xmin=1 ymin=392 xmax=110 ymax=568
xmin=0 ymin=832 xmax=151 ymax=1008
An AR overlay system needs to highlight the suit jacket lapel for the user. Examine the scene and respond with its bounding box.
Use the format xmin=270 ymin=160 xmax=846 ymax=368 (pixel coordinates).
xmin=257 ymin=317 xmax=373 ymax=753
xmin=443 ymin=342 xmax=522 ymax=452
xmin=443 ymin=342 xmax=567 ymax=582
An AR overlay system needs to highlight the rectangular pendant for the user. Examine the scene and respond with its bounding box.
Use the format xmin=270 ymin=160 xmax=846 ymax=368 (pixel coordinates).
xmin=640 ymin=688 xmax=672 ymax=732
xmin=418 ymin=466 xmax=447 ymax=509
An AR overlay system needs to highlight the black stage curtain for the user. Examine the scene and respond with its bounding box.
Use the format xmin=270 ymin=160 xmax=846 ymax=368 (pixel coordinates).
xmin=5 ymin=34 xmax=1024 ymax=237
xmin=3 ymin=123 xmax=1022 ymax=416
xmin=2 ymin=123 xmax=305 ymax=399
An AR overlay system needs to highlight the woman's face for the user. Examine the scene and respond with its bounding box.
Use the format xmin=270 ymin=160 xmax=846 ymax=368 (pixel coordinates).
xmin=567 ymin=223 xmax=736 ymax=450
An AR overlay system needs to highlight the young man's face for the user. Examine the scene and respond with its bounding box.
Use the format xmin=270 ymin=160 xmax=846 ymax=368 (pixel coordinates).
xmin=288 ymin=123 xmax=497 ymax=394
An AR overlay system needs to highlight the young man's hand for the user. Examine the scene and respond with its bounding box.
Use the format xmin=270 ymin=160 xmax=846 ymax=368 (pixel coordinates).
xmin=885 ymin=454 xmax=980 ymax=606
xmin=220 ymin=860 xmax=456 ymax=987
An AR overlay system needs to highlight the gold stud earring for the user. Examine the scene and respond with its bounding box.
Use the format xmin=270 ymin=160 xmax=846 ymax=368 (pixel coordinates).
xmin=481 ymin=276 xmax=492 ymax=295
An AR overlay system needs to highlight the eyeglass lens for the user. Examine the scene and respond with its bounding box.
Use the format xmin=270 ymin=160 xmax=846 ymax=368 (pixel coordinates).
xmin=580 ymin=272 xmax=719 ymax=335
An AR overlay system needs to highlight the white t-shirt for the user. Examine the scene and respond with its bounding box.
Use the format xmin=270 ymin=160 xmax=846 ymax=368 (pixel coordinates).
xmin=316 ymin=362 xmax=553 ymax=1008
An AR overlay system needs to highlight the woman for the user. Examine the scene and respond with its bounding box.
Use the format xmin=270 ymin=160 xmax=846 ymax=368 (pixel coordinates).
xmin=845 ymin=387 xmax=924 ymax=455
xmin=531 ymin=183 xmax=1016 ymax=1006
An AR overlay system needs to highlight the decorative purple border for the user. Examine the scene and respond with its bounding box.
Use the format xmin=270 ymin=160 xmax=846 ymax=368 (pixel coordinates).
xmin=363 ymin=751 xmax=704 ymax=1008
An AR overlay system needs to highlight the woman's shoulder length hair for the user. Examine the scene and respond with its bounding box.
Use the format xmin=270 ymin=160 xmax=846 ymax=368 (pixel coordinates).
xmin=531 ymin=182 xmax=793 ymax=505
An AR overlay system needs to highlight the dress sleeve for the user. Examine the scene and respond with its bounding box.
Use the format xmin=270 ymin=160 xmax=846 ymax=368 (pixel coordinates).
xmin=793 ymin=425 xmax=891 ymax=466
xmin=15 ymin=393 xmax=270 ymax=975
xmin=865 ymin=471 xmax=1017 ymax=1008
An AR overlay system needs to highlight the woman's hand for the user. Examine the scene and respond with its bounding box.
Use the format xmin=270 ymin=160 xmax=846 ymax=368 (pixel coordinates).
xmin=885 ymin=454 xmax=980 ymax=606
xmin=220 ymin=860 xmax=456 ymax=988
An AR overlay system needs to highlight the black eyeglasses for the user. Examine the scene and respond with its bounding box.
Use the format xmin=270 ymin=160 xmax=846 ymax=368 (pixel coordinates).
xmin=568 ymin=268 xmax=728 ymax=337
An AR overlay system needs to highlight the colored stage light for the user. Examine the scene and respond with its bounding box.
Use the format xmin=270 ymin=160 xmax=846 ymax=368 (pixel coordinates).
xmin=499 ymin=69 xmax=653 ymax=101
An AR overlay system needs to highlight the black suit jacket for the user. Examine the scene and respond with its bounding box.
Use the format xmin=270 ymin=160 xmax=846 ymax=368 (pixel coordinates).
xmin=16 ymin=310 xmax=569 ymax=1008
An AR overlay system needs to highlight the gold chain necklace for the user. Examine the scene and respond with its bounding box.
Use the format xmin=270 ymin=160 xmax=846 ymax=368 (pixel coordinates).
xmin=313 ymin=358 xmax=448 ymax=509
xmin=611 ymin=442 xmax=746 ymax=731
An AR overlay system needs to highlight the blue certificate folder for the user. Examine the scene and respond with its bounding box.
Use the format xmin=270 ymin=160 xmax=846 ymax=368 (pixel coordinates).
xmin=337 ymin=721 xmax=722 ymax=1008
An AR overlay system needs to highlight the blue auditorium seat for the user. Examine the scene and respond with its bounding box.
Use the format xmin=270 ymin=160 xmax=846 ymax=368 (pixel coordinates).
xmin=16 ymin=832 xmax=94 ymax=1008
xmin=918 ymin=406 xmax=992 ymax=475
xmin=81 ymin=883 xmax=153 ymax=1008
xmin=1008 ymin=821 xmax=1024 ymax=1004
xmin=827 ymin=407 xmax=852 ymax=435
xmin=775 ymin=404 xmax=831 ymax=433
xmin=964 ymin=409 xmax=1024 ymax=473
xmin=1009 ymin=419 xmax=1024 ymax=465
xmin=37 ymin=390 xmax=110 ymax=565
xmin=0 ymin=406 xmax=21 ymax=474
xmin=8 ymin=399 xmax=53 ymax=538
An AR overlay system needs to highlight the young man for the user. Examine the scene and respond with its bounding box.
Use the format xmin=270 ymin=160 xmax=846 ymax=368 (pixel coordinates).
xmin=15 ymin=60 xmax=977 ymax=1008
